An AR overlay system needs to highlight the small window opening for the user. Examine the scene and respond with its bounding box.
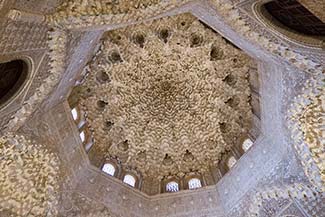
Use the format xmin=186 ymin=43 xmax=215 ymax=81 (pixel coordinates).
xmin=79 ymin=131 xmax=85 ymax=143
xmin=102 ymin=163 xmax=116 ymax=176
xmin=71 ymin=108 xmax=78 ymax=120
xmin=227 ymin=156 xmax=237 ymax=169
xmin=188 ymin=178 xmax=202 ymax=190
xmin=123 ymin=174 xmax=136 ymax=187
xmin=242 ymin=138 xmax=254 ymax=152
xmin=166 ymin=181 xmax=179 ymax=192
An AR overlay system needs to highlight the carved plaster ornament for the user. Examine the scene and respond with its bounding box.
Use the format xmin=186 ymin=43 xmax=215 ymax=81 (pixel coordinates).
xmin=0 ymin=134 xmax=60 ymax=216
xmin=5 ymin=29 xmax=67 ymax=132
xmin=5 ymin=0 xmax=322 ymax=137
xmin=47 ymin=0 xmax=323 ymax=77
xmin=6 ymin=9 xmax=21 ymax=20
xmin=0 ymin=0 xmax=323 ymax=216
xmin=248 ymin=183 xmax=320 ymax=216
xmin=117 ymin=140 xmax=129 ymax=152
xmin=183 ymin=150 xmax=194 ymax=162
xmin=163 ymin=154 xmax=174 ymax=167
xmin=284 ymin=61 xmax=325 ymax=192
xmin=78 ymin=14 xmax=253 ymax=181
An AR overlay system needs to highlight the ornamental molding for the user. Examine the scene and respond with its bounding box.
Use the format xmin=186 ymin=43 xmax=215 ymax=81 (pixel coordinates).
xmin=1 ymin=2 xmax=323 ymax=215
xmin=3 ymin=0 xmax=322 ymax=133
xmin=4 ymin=28 xmax=67 ymax=132
xmin=0 ymin=134 xmax=60 ymax=216
xmin=288 ymin=74 xmax=325 ymax=192
xmin=78 ymin=13 xmax=253 ymax=181
xmin=0 ymin=55 xmax=34 ymax=112
xmin=252 ymin=0 xmax=325 ymax=49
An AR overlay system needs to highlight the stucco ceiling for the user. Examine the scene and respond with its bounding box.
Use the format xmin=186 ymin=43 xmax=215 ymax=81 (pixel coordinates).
xmin=73 ymin=13 xmax=254 ymax=181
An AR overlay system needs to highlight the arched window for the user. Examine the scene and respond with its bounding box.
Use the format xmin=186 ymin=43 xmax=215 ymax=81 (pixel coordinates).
xmin=188 ymin=178 xmax=202 ymax=190
xmin=71 ymin=108 xmax=78 ymax=120
xmin=264 ymin=0 xmax=325 ymax=36
xmin=123 ymin=174 xmax=136 ymax=187
xmin=102 ymin=163 xmax=116 ymax=176
xmin=227 ymin=156 xmax=237 ymax=169
xmin=253 ymin=0 xmax=325 ymax=47
xmin=166 ymin=181 xmax=179 ymax=192
xmin=79 ymin=131 xmax=85 ymax=143
xmin=242 ymin=138 xmax=254 ymax=152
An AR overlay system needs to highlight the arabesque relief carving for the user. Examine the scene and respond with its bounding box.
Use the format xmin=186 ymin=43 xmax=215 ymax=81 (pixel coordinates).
xmin=76 ymin=13 xmax=253 ymax=181
xmin=0 ymin=134 xmax=60 ymax=216
xmin=0 ymin=0 xmax=324 ymax=216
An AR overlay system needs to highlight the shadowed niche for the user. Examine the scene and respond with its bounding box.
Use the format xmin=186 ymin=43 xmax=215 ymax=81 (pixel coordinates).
xmin=264 ymin=0 xmax=325 ymax=36
xmin=0 ymin=59 xmax=28 ymax=106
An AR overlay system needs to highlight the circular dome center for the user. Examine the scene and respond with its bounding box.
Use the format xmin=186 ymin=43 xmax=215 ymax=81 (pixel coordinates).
xmin=139 ymin=63 xmax=193 ymax=121
xmin=160 ymin=81 xmax=172 ymax=92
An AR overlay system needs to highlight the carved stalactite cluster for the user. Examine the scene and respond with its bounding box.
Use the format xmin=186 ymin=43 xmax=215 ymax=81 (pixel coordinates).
xmin=45 ymin=0 xmax=323 ymax=77
xmin=77 ymin=14 xmax=253 ymax=181
xmin=245 ymin=71 xmax=324 ymax=216
xmin=210 ymin=0 xmax=323 ymax=75
xmin=288 ymin=76 xmax=325 ymax=192
xmin=3 ymin=0 xmax=322 ymax=146
xmin=299 ymin=89 xmax=325 ymax=187
xmin=0 ymin=134 xmax=60 ymax=216
xmin=300 ymin=191 xmax=325 ymax=217
xmin=47 ymin=0 xmax=191 ymax=28
xmin=54 ymin=0 xmax=161 ymax=15
xmin=245 ymin=62 xmax=325 ymax=217
xmin=247 ymin=183 xmax=320 ymax=216
xmin=0 ymin=1 xmax=323 ymax=216
xmin=209 ymin=0 xmax=325 ymax=210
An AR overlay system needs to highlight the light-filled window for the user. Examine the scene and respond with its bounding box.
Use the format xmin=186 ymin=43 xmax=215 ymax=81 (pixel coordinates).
xmin=79 ymin=131 xmax=85 ymax=142
xmin=188 ymin=178 xmax=202 ymax=190
xmin=102 ymin=163 xmax=116 ymax=176
xmin=227 ymin=156 xmax=237 ymax=169
xmin=166 ymin=181 xmax=179 ymax=192
xmin=71 ymin=108 xmax=78 ymax=120
xmin=123 ymin=174 xmax=136 ymax=187
xmin=242 ymin=138 xmax=254 ymax=152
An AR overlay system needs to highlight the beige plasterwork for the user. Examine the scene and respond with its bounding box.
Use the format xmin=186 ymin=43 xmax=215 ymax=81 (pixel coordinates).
xmin=0 ymin=134 xmax=60 ymax=216
xmin=247 ymin=73 xmax=325 ymax=216
xmin=0 ymin=0 xmax=324 ymax=215
xmin=76 ymin=13 xmax=253 ymax=181
xmin=4 ymin=0 xmax=323 ymax=135
xmin=289 ymin=76 xmax=325 ymax=192
xmin=47 ymin=0 xmax=193 ymax=29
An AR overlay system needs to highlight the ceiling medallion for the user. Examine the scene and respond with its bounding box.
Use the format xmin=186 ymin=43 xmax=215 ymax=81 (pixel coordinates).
xmin=78 ymin=14 xmax=253 ymax=180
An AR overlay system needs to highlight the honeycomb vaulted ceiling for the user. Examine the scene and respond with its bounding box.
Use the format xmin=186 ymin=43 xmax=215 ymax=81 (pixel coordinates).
xmin=75 ymin=14 xmax=253 ymax=181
